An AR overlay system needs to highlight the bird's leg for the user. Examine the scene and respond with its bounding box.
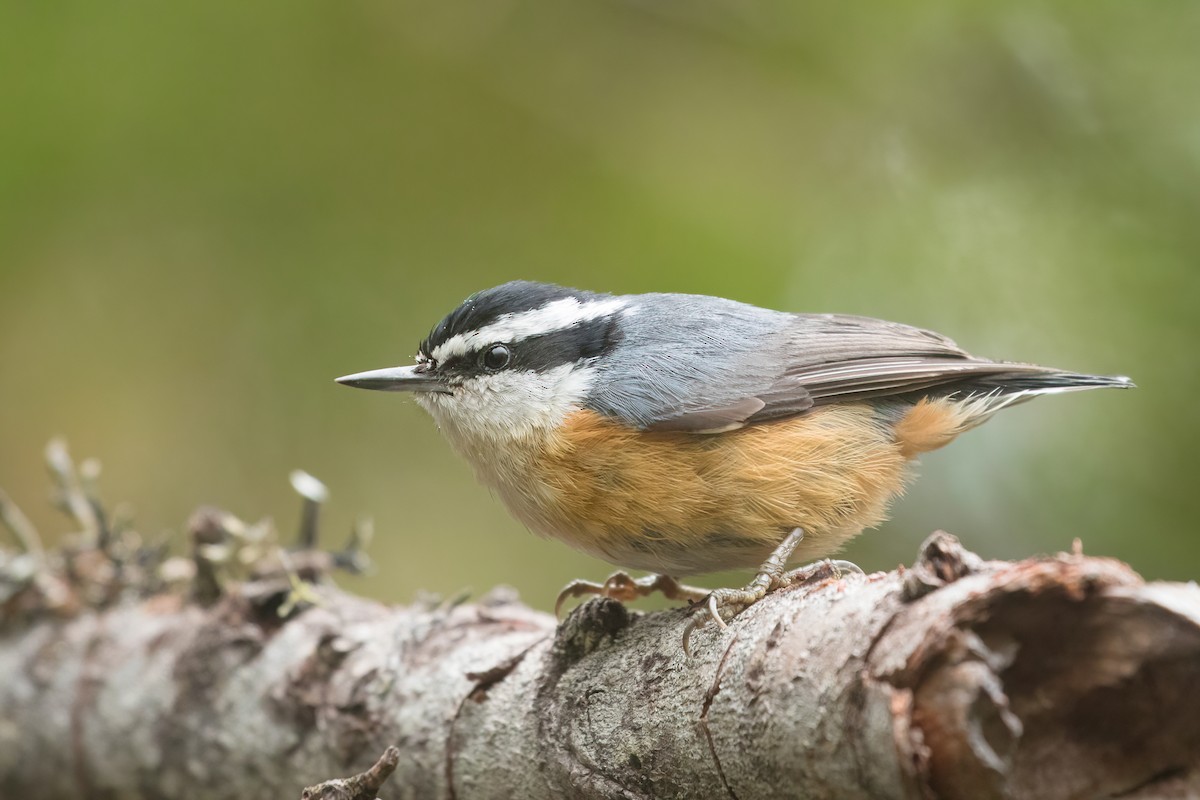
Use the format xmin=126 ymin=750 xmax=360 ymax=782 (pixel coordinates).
xmin=682 ymin=529 xmax=863 ymax=654
xmin=696 ymin=528 xmax=805 ymax=630
xmin=555 ymin=572 xmax=708 ymax=618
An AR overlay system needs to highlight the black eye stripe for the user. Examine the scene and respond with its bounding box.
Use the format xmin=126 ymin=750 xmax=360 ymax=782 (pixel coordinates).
xmin=508 ymin=317 xmax=621 ymax=371
xmin=433 ymin=316 xmax=622 ymax=378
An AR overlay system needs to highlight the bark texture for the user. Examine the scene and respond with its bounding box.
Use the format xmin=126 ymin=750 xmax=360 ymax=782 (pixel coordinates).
xmin=2 ymin=532 xmax=1199 ymax=799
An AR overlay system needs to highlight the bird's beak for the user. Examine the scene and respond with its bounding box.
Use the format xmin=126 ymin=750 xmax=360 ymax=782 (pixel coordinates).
xmin=335 ymin=365 xmax=451 ymax=393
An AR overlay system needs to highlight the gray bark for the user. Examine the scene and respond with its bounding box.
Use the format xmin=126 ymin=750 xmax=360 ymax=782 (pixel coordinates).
xmin=2 ymin=532 xmax=1199 ymax=799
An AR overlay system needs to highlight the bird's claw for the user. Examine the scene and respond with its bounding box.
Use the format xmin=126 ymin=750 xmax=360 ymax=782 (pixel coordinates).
xmin=555 ymin=572 xmax=707 ymax=618
xmin=681 ymin=557 xmax=864 ymax=656
xmin=555 ymin=574 xmax=617 ymax=618
xmin=707 ymin=593 xmax=729 ymax=630
xmin=681 ymin=587 xmax=757 ymax=656
xmin=783 ymin=558 xmax=864 ymax=585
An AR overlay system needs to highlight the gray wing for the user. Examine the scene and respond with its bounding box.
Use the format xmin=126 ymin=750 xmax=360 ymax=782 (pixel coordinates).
xmin=588 ymin=298 xmax=1054 ymax=432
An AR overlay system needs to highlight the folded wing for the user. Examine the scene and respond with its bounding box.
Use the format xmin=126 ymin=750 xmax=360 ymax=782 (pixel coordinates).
xmin=648 ymin=313 xmax=1082 ymax=432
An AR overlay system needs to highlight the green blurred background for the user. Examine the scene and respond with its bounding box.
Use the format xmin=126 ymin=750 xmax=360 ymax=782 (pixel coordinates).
xmin=2 ymin=2 xmax=1197 ymax=608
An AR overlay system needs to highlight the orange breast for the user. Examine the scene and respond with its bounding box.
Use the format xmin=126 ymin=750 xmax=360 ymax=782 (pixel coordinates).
xmin=520 ymin=404 xmax=913 ymax=575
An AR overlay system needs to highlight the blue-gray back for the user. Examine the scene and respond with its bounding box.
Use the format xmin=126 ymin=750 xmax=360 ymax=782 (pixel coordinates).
xmin=585 ymin=290 xmax=1074 ymax=432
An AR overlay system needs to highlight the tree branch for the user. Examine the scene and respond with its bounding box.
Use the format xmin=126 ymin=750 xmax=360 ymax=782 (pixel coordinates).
xmin=3 ymin=525 xmax=1199 ymax=799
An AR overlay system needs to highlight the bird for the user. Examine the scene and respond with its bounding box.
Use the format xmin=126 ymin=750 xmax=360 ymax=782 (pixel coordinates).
xmin=336 ymin=281 xmax=1132 ymax=641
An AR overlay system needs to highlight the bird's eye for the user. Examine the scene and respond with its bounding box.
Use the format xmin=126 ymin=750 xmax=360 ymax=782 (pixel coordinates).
xmin=481 ymin=344 xmax=511 ymax=370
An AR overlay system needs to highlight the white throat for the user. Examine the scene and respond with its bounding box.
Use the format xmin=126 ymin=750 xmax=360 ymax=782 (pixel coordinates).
xmin=416 ymin=363 xmax=595 ymax=456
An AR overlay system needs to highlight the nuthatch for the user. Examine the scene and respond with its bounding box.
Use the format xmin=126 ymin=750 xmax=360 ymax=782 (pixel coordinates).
xmin=337 ymin=281 xmax=1132 ymax=637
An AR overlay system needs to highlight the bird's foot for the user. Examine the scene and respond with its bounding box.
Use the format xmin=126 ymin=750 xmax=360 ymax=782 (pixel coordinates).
xmin=682 ymin=529 xmax=863 ymax=655
xmin=555 ymin=571 xmax=708 ymax=618
xmin=781 ymin=558 xmax=863 ymax=588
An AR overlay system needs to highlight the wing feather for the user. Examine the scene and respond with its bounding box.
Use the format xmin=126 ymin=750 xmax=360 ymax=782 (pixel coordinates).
xmin=652 ymin=314 xmax=1055 ymax=432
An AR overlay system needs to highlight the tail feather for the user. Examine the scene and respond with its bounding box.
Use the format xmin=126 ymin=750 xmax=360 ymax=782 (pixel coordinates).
xmin=966 ymin=370 xmax=1135 ymax=395
xmin=888 ymin=369 xmax=1132 ymax=456
xmin=946 ymin=370 xmax=1134 ymax=430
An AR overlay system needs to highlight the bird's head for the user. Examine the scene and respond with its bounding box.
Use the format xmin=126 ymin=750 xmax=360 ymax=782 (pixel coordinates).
xmin=336 ymin=281 xmax=629 ymax=445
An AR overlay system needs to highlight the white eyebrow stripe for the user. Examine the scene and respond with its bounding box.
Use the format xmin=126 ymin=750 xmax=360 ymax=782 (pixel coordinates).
xmin=431 ymin=297 xmax=629 ymax=361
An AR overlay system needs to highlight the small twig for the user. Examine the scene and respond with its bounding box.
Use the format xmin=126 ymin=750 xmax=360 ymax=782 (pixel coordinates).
xmin=442 ymin=586 xmax=473 ymax=610
xmin=300 ymin=745 xmax=401 ymax=800
xmin=333 ymin=515 xmax=374 ymax=574
xmin=0 ymin=488 xmax=43 ymax=557
xmin=44 ymin=438 xmax=100 ymax=540
xmin=78 ymin=457 xmax=112 ymax=549
xmin=189 ymin=507 xmax=232 ymax=606
xmin=290 ymin=470 xmax=329 ymax=551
